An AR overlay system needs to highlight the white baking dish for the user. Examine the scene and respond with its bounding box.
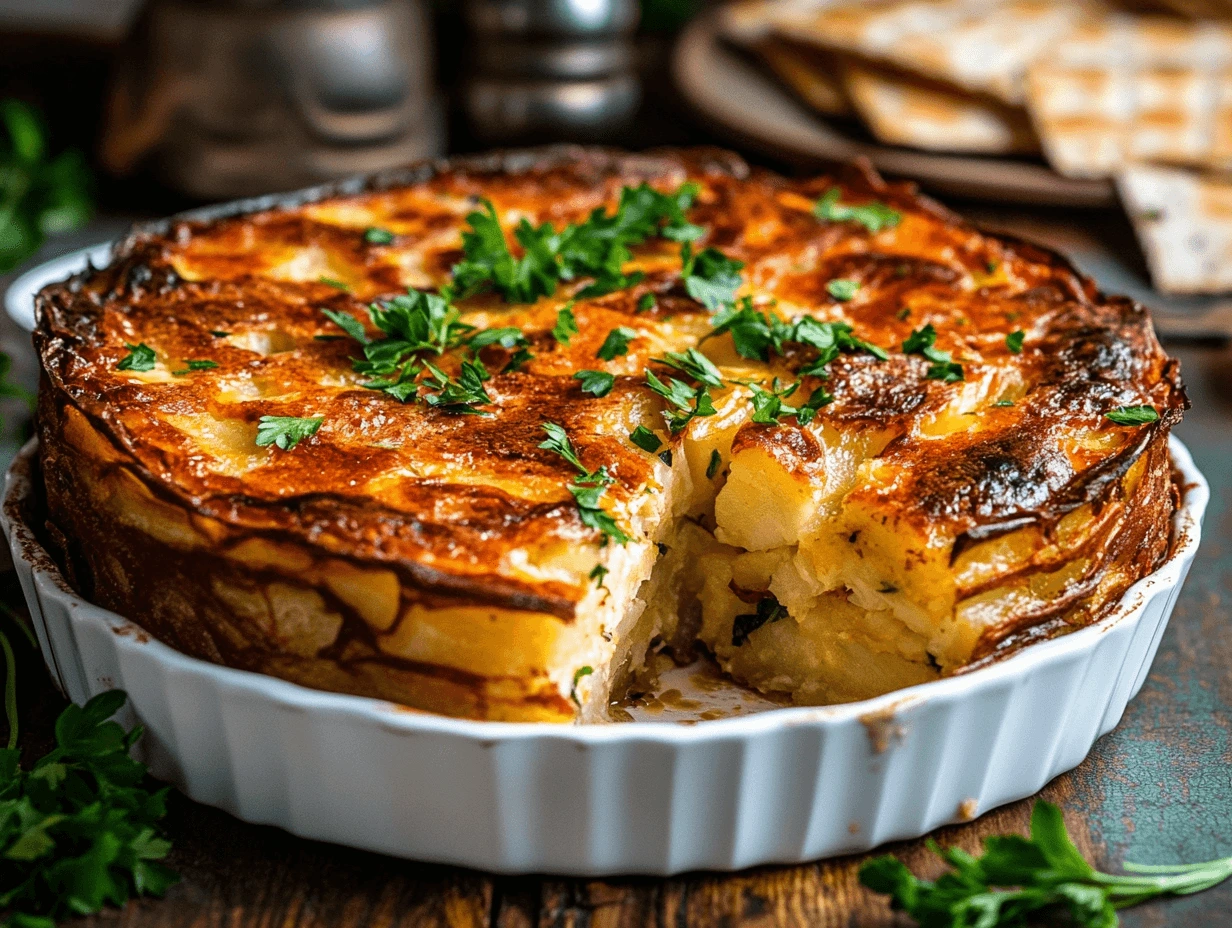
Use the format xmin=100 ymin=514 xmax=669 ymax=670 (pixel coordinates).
xmin=1 ymin=437 xmax=1207 ymax=876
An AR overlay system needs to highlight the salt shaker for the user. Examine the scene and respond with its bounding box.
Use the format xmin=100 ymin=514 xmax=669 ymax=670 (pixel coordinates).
xmin=462 ymin=0 xmax=641 ymax=144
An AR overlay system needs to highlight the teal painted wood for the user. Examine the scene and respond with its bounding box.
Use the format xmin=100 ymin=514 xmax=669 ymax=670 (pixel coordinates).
xmin=1073 ymin=342 xmax=1232 ymax=927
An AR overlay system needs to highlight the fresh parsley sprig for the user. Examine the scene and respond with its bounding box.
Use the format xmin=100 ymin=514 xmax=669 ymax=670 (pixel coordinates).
xmin=652 ymin=348 xmax=723 ymax=388
xmin=419 ymin=358 xmax=494 ymax=415
xmin=860 ymin=801 xmax=1232 ymax=928
xmin=539 ymin=423 xmax=630 ymax=545
xmin=903 ymin=324 xmax=964 ymax=383
xmin=748 ymin=379 xmax=832 ymax=426
xmin=116 ymin=343 xmax=156 ymax=373
xmin=255 ymin=415 xmax=323 ymax=450
xmin=0 ymin=606 xmax=177 ymax=928
xmin=644 ymin=369 xmax=716 ymax=435
xmin=813 ymin=188 xmax=902 ymax=234
xmin=681 ymin=242 xmax=745 ymax=311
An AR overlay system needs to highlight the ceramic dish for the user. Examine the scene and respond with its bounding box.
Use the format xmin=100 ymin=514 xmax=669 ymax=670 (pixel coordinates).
xmin=1 ymin=436 xmax=1206 ymax=875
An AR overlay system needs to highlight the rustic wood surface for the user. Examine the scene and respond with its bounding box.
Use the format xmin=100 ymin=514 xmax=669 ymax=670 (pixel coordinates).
xmin=4 ymin=215 xmax=1231 ymax=928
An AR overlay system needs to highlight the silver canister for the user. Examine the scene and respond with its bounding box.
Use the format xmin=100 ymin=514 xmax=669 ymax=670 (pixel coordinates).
xmin=102 ymin=0 xmax=444 ymax=200
xmin=462 ymin=0 xmax=641 ymax=144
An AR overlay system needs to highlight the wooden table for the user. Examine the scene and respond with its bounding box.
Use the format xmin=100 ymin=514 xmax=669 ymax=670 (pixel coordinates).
xmin=4 ymin=216 xmax=1231 ymax=928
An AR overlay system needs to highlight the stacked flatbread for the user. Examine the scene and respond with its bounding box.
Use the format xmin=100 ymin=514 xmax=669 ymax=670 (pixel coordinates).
xmin=720 ymin=0 xmax=1232 ymax=293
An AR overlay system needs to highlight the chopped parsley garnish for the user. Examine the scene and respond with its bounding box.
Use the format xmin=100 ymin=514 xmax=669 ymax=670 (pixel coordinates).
xmin=452 ymin=183 xmax=702 ymax=304
xmin=0 ymin=688 xmax=178 ymax=927
xmin=861 ymin=800 xmax=1232 ymax=928
xmin=467 ymin=326 xmax=534 ymax=373
xmin=629 ymin=425 xmax=663 ymax=454
xmin=826 ymin=278 xmax=860 ymax=301
xmin=993 ymin=399 xmax=1015 ymax=407
xmin=116 ymin=343 xmax=156 ymax=372
xmin=749 ymin=379 xmax=833 ymax=426
xmin=319 ymin=276 xmax=350 ymax=290
xmin=652 ymin=347 xmax=723 ymax=387
xmin=903 ymin=323 xmax=964 ymax=383
xmin=255 ymin=415 xmax=324 ymax=450
xmin=539 ymin=423 xmax=631 ymax=545
xmin=210 ymin=330 xmax=230 ymax=337
xmin=552 ymin=304 xmax=579 ymax=345
xmin=644 ymin=368 xmax=716 ymax=434
xmin=589 ymin=564 xmax=608 ymax=588
xmin=708 ymin=299 xmax=793 ymax=361
xmin=681 ymin=241 xmax=745 ymax=311
xmin=706 ymin=449 xmax=722 ymax=479
xmin=597 ymin=326 xmax=637 ymax=361
xmin=731 ymin=595 xmax=787 ymax=646
xmin=636 ymin=293 xmax=656 ymax=313
xmin=574 ymin=369 xmax=615 ymax=397
xmin=1006 ymin=329 xmax=1025 ymax=354
xmin=708 ymin=302 xmax=885 ymax=375
xmin=171 ymin=359 xmax=219 ymax=376
xmin=813 ymin=188 xmax=902 ymax=234
xmin=793 ymin=317 xmax=888 ymax=374
xmin=323 ymin=287 xmax=481 ymax=403
xmin=419 ymin=358 xmax=493 ymax=414
xmin=363 ymin=226 xmax=394 ymax=245
xmin=570 ymin=665 xmax=594 ymax=708
xmin=1106 ymin=405 xmax=1159 ymax=426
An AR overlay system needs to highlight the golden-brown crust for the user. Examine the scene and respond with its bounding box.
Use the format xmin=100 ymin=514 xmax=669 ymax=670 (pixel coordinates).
xmin=32 ymin=146 xmax=1186 ymax=713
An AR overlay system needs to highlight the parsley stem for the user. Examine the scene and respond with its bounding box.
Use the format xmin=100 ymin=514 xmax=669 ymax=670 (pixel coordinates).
xmin=0 ymin=625 xmax=16 ymax=749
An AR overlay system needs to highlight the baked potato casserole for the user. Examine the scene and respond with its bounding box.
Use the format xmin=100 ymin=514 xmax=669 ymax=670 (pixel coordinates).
xmin=32 ymin=148 xmax=1185 ymax=722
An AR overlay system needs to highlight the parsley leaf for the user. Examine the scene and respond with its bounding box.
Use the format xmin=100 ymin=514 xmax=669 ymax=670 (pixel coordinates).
xmin=652 ymin=347 xmax=723 ymax=387
xmin=645 ymin=368 xmax=716 ymax=434
xmin=1006 ymin=329 xmax=1025 ymax=354
xmin=732 ymin=595 xmax=787 ymax=646
xmin=637 ymin=293 xmax=656 ymax=313
xmin=116 ymin=343 xmax=156 ymax=372
xmin=256 ymin=415 xmax=324 ymax=450
xmin=0 ymin=684 xmax=178 ymax=927
xmin=363 ymin=226 xmax=394 ymax=245
xmin=323 ymin=308 xmax=370 ymax=344
xmin=597 ymin=326 xmax=637 ymax=361
xmin=707 ymin=299 xmax=793 ymax=362
xmin=902 ymin=323 xmax=964 ymax=383
xmin=171 ymin=359 xmax=219 ymax=376
xmin=861 ymin=800 xmax=1232 ymax=928
xmin=749 ymin=379 xmax=832 ymax=426
xmin=682 ymin=242 xmax=745 ymax=311
xmin=319 ymin=276 xmax=350 ymax=291
xmin=1106 ymin=405 xmax=1159 ymax=426
xmin=553 ymin=304 xmax=579 ymax=345
xmin=826 ymin=278 xmax=860 ymax=301
xmin=706 ymin=449 xmax=722 ymax=479
xmin=813 ymin=187 xmax=902 ymax=234
xmin=539 ymin=423 xmax=630 ymax=545
xmin=629 ymin=425 xmax=663 ymax=454
xmin=793 ymin=317 xmax=888 ymax=374
xmin=589 ymin=565 xmax=608 ymax=588
xmin=574 ymin=369 xmax=615 ymax=397
xmin=419 ymin=358 xmax=493 ymax=414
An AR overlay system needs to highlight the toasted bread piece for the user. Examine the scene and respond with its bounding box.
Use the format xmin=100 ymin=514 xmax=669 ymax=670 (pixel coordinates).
xmin=35 ymin=148 xmax=1185 ymax=721
xmin=1027 ymin=15 xmax=1232 ymax=179
xmin=776 ymin=0 xmax=1103 ymax=106
xmin=720 ymin=0 xmax=853 ymax=116
xmin=1118 ymin=162 xmax=1232 ymax=293
xmin=842 ymin=62 xmax=1039 ymax=154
